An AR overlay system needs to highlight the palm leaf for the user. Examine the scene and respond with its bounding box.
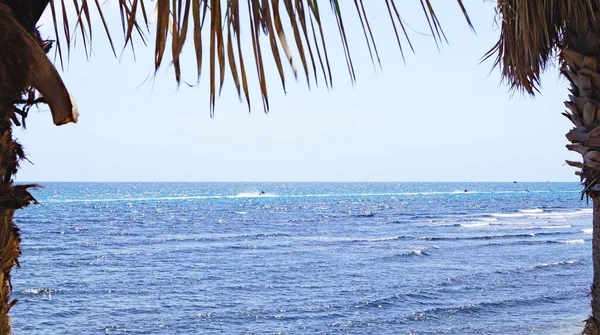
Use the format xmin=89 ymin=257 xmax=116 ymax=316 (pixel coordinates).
xmin=49 ymin=0 xmax=473 ymax=113
xmin=485 ymin=0 xmax=600 ymax=94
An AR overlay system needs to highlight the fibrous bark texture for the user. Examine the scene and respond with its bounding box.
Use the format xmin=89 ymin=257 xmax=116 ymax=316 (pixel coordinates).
xmin=562 ymin=25 xmax=600 ymax=335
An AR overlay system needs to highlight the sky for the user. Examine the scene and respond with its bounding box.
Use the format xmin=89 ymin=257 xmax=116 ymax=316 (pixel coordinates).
xmin=12 ymin=1 xmax=579 ymax=182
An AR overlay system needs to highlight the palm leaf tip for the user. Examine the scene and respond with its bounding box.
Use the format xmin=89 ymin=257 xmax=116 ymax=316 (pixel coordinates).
xmin=50 ymin=0 xmax=473 ymax=113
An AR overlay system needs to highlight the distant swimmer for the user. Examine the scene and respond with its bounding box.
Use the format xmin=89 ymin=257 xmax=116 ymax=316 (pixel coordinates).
xmin=259 ymin=190 xmax=265 ymax=196
xmin=525 ymin=189 xmax=529 ymax=193
xmin=464 ymin=189 xmax=468 ymax=193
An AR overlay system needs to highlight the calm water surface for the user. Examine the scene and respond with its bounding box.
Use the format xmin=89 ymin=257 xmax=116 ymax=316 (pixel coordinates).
xmin=9 ymin=182 xmax=593 ymax=334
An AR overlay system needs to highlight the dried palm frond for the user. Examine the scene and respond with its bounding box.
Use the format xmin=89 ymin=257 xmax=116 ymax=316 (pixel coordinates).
xmin=0 ymin=3 xmax=76 ymax=126
xmin=486 ymin=0 xmax=600 ymax=95
xmin=48 ymin=0 xmax=472 ymax=114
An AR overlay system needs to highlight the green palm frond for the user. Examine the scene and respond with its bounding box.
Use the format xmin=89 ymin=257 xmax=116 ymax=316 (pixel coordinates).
xmin=486 ymin=0 xmax=600 ymax=94
xmin=49 ymin=0 xmax=472 ymax=113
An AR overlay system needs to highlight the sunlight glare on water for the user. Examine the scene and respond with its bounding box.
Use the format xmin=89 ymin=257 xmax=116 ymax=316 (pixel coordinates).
xmin=11 ymin=182 xmax=592 ymax=334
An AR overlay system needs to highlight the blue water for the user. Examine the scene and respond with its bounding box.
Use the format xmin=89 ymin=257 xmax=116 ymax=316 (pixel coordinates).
xmin=9 ymin=182 xmax=593 ymax=334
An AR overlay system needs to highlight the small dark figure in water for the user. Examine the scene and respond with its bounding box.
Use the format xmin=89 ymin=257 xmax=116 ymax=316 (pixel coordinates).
xmin=464 ymin=189 xmax=468 ymax=193
xmin=259 ymin=190 xmax=265 ymax=196
xmin=525 ymin=189 xmax=529 ymax=193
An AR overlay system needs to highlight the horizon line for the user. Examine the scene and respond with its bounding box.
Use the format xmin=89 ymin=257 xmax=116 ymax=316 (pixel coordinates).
xmin=13 ymin=180 xmax=580 ymax=183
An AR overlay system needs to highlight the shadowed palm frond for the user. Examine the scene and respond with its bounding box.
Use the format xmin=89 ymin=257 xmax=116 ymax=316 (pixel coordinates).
xmin=49 ymin=0 xmax=472 ymax=114
xmin=485 ymin=0 xmax=600 ymax=95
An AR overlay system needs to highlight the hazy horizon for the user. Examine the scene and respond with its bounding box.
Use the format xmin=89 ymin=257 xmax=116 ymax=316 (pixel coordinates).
xmin=16 ymin=180 xmax=580 ymax=183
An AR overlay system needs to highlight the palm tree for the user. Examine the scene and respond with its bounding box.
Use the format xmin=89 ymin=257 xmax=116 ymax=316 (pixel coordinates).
xmin=483 ymin=1 xmax=600 ymax=333
xmin=0 ymin=1 xmax=78 ymax=332
xmin=1 ymin=0 xmax=599 ymax=334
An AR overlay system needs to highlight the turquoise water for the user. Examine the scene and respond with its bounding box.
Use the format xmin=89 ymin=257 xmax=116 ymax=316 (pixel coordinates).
xmin=9 ymin=182 xmax=593 ymax=334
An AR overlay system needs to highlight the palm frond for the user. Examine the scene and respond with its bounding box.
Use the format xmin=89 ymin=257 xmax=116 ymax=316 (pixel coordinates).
xmin=49 ymin=0 xmax=473 ymax=113
xmin=486 ymin=0 xmax=600 ymax=94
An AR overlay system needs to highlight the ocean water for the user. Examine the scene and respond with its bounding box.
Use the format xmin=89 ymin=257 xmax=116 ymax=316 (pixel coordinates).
xmin=8 ymin=182 xmax=594 ymax=334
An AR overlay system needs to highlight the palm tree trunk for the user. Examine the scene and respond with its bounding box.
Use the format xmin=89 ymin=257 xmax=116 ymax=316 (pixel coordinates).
xmin=0 ymin=208 xmax=19 ymax=334
xmin=0 ymin=114 xmax=24 ymax=335
xmin=562 ymin=24 xmax=600 ymax=335
xmin=589 ymin=198 xmax=600 ymax=335
xmin=0 ymin=106 xmax=42 ymax=335
xmin=0 ymin=111 xmax=39 ymax=334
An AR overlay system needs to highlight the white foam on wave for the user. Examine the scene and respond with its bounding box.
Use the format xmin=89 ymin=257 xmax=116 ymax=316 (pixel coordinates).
xmin=319 ymin=236 xmax=400 ymax=243
xmin=459 ymin=222 xmax=490 ymax=228
xmin=581 ymin=228 xmax=593 ymax=234
xmin=538 ymin=225 xmax=571 ymax=229
xmin=558 ymin=239 xmax=585 ymax=244
xmin=491 ymin=208 xmax=591 ymax=220
xmin=552 ymin=209 xmax=592 ymax=216
xmin=409 ymin=249 xmax=424 ymax=256
xmin=534 ymin=260 xmax=578 ymax=268
xmin=192 ymin=312 xmax=213 ymax=318
xmin=22 ymin=288 xmax=53 ymax=296
xmin=22 ymin=288 xmax=42 ymax=294
xmin=519 ymin=209 xmax=544 ymax=213
xmin=491 ymin=222 xmax=541 ymax=227
xmin=492 ymin=213 xmax=525 ymax=218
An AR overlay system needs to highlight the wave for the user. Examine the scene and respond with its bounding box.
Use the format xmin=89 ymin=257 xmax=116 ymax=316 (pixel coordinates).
xmin=557 ymin=239 xmax=585 ymax=244
xmin=537 ymin=225 xmax=571 ymax=229
xmin=443 ymin=258 xmax=584 ymax=286
xmin=519 ymin=209 xmax=543 ymax=213
xmin=258 ymin=233 xmax=291 ymax=238
xmin=459 ymin=222 xmax=490 ymax=228
xmin=420 ymin=231 xmax=565 ymax=242
xmin=353 ymin=212 xmax=375 ymax=218
xmin=332 ymin=287 xmax=583 ymax=329
xmin=398 ymin=249 xmax=430 ymax=257
xmin=154 ymin=232 xmax=292 ymax=243
xmin=491 ymin=208 xmax=591 ymax=219
xmin=533 ymin=260 xmax=579 ymax=269
xmin=460 ymin=217 xmax=498 ymax=223
xmin=20 ymin=288 xmax=56 ymax=297
xmin=405 ymin=290 xmax=577 ymax=321
xmin=489 ymin=238 xmax=587 ymax=247
xmin=492 ymin=213 xmax=526 ymax=218
xmin=192 ymin=312 xmax=213 ymax=318
xmin=348 ymin=236 xmax=403 ymax=243
xmin=582 ymin=228 xmax=593 ymax=234
xmin=439 ymin=218 xmax=498 ymax=227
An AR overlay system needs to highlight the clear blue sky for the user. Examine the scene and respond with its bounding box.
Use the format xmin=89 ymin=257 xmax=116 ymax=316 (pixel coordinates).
xmin=13 ymin=1 xmax=577 ymax=182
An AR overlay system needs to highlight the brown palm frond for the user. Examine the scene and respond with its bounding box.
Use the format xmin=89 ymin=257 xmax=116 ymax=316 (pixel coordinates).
xmin=486 ymin=0 xmax=600 ymax=95
xmin=50 ymin=0 xmax=473 ymax=113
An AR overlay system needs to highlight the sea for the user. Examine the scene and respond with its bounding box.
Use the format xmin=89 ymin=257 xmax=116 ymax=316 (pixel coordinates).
xmin=8 ymin=182 xmax=595 ymax=334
